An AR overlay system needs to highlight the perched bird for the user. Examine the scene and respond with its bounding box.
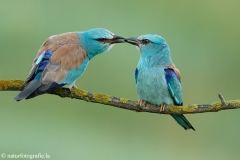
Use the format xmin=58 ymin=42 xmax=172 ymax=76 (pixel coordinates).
xmin=125 ymin=35 xmax=195 ymax=130
xmin=15 ymin=28 xmax=125 ymax=101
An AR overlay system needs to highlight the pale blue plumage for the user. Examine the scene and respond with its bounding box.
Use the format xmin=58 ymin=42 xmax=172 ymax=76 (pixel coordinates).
xmin=35 ymin=51 xmax=45 ymax=64
xmin=126 ymin=35 xmax=195 ymax=130
xmin=15 ymin=28 xmax=125 ymax=101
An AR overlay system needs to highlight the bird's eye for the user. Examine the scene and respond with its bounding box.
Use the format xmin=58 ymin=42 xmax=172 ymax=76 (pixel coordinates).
xmin=141 ymin=39 xmax=151 ymax=45
xmin=96 ymin=38 xmax=107 ymax=42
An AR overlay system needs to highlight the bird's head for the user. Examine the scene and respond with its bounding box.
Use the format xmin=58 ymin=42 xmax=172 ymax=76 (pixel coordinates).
xmin=125 ymin=34 xmax=172 ymax=67
xmin=79 ymin=28 xmax=125 ymax=59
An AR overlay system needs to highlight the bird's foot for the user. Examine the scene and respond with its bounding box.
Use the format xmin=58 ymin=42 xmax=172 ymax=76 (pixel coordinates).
xmin=71 ymin=84 xmax=78 ymax=89
xmin=69 ymin=84 xmax=78 ymax=99
xmin=138 ymin=100 xmax=146 ymax=106
xmin=159 ymin=103 xmax=166 ymax=112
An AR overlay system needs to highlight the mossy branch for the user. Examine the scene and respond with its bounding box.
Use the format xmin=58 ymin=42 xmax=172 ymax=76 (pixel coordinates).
xmin=1 ymin=79 xmax=240 ymax=114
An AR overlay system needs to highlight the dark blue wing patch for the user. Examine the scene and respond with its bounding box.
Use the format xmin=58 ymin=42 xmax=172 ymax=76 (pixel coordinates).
xmin=135 ymin=68 xmax=138 ymax=84
xmin=36 ymin=49 xmax=53 ymax=73
xmin=164 ymin=68 xmax=178 ymax=83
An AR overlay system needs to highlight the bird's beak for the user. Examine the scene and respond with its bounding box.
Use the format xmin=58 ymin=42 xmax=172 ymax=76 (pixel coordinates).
xmin=124 ymin=37 xmax=139 ymax=46
xmin=110 ymin=35 xmax=125 ymax=44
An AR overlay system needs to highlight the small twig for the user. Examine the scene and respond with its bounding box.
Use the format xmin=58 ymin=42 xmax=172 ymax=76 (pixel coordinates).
xmin=218 ymin=93 xmax=227 ymax=107
xmin=1 ymin=79 xmax=240 ymax=114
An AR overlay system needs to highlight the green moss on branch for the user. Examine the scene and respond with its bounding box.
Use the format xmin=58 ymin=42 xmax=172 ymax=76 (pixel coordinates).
xmin=1 ymin=79 xmax=240 ymax=114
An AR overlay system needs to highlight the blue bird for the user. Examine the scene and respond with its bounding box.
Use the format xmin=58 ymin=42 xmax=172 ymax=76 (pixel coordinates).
xmin=15 ymin=28 xmax=125 ymax=101
xmin=125 ymin=35 xmax=195 ymax=130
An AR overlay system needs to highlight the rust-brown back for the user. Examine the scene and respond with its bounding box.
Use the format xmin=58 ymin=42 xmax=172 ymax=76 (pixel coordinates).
xmin=32 ymin=32 xmax=87 ymax=83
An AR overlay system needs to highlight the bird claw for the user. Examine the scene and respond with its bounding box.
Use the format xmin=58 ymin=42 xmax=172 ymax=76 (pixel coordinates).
xmin=159 ymin=103 xmax=166 ymax=112
xmin=71 ymin=84 xmax=78 ymax=89
xmin=69 ymin=84 xmax=78 ymax=99
xmin=138 ymin=100 xmax=146 ymax=106
xmin=138 ymin=100 xmax=142 ymax=106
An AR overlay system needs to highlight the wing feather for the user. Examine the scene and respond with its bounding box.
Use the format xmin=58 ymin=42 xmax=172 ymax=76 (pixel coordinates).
xmin=164 ymin=65 xmax=182 ymax=105
xmin=166 ymin=63 xmax=181 ymax=82
xmin=135 ymin=68 xmax=139 ymax=84
xmin=165 ymin=64 xmax=195 ymax=130
xmin=21 ymin=32 xmax=87 ymax=93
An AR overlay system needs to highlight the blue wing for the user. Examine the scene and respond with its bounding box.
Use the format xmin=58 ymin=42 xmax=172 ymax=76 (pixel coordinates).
xmin=15 ymin=49 xmax=64 ymax=101
xmin=135 ymin=68 xmax=138 ymax=84
xmin=164 ymin=68 xmax=182 ymax=105
xmin=164 ymin=68 xmax=195 ymax=130
xmin=18 ymin=50 xmax=53 ymax=90
xmin=15 ymin=32 xmax=87 ymax=101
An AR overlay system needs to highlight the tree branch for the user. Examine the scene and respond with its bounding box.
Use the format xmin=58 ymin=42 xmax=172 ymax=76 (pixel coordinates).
xmin=1 ymin=79 xmax=240 ymax=114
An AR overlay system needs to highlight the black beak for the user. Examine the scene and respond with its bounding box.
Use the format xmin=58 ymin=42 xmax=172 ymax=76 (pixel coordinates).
xmin=110 ymin=35 xmax=125 ymax=44
xmin=124 ymin=37 xmax=139 ymax=46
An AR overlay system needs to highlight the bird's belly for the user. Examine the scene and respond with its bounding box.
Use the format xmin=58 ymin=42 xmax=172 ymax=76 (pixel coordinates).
xmin=59 ymin=58 xmax=89 ymax=85
xmin=136 ymin=70 xmax=173 ymax=105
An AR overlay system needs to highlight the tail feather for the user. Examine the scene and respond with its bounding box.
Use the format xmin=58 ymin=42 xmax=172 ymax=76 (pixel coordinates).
xmin=171 ymin=114 xmax=195 ymax=131
xmin=25 ymin=82 xmax=65 ymax=99
xmin=14 ymin=79 xmax=41 ymax=101
xmin=19 ymin=65 xmax=38 ymax=91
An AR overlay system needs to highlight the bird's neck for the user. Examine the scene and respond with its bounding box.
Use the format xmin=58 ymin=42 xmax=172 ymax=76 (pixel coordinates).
xmin=77 ymin=32 xmax=101 ymax=60
xmin=138 ymin=55 xmax=172 ymax=68
xmin=139 ymin=46 xmax=172 ymax=67
xmin=86 ymin=52 xmax=98 ymax=60
xmin=78 ymin=32 xmax=95 ymax=60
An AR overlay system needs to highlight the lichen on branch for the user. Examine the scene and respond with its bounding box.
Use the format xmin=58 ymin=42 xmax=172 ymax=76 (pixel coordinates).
xmin=1 ymin=79 xmax=240 ymax=114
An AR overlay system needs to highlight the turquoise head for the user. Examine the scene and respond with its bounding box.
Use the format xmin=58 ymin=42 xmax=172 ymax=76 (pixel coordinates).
xmin=78 ymin=28 xmax=125 ymax=59
xmin=125 ymin=34 xmax=172 ymax=67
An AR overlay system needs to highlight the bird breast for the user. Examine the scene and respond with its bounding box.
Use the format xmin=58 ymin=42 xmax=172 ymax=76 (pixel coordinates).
xmin=136 ymin=66 xmax=174 ymax=105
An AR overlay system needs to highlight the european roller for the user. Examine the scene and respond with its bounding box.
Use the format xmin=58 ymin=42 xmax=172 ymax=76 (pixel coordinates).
xmin=125 ymin=35 xmax=195 ymax=130
xmin=15 ymin=28 xmax=125 ymax=101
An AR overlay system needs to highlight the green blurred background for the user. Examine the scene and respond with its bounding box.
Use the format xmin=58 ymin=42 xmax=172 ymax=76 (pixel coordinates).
xmin=1 ymin=0 xmax=240 ymax=159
